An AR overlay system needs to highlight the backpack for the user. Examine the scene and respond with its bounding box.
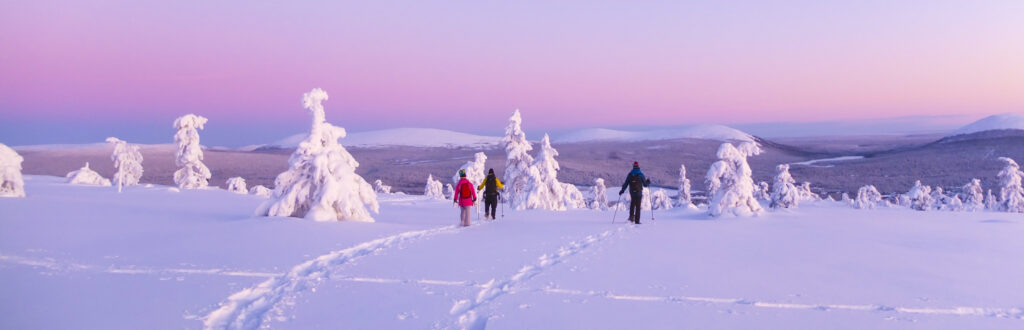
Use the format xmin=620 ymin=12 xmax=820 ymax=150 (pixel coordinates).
xmin=460 ymin=181 xmax=474 ymax=199
xmin=484 ymin=175 xmax=497 ymax=196
xmin=628 ymin=174 xmax=645 ymax=193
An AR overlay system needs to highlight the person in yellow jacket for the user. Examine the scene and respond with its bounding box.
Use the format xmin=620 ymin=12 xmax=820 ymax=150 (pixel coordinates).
xmin=478 ymin=168 xmax=504 ymax=220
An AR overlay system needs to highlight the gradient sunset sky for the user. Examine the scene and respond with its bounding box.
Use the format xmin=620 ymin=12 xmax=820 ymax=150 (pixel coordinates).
xmin=2 ymin=1 xmax=1023 ymax=146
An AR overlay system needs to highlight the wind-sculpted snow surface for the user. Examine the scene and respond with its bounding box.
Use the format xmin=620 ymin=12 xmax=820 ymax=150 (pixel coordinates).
xmin=449 ymin=227 xmax=629 ymax=329
xmin=256 ymin=88 xmax=379 ymax=222
xmin=202 ymin=225 xmax=460 ymax=330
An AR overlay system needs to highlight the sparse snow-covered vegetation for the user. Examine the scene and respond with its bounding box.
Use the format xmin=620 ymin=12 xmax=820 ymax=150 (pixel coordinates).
xmin=769 ymin=164 xmax=798 ymax=209
xmin=854 ymin=185 xmax=882 ymax=209
xmin=706 ymin=142 xmax=763 ymax=217
xmin=997 ymin=157 xmax=1024 ymax=213
xmin=226 ymin=177 xmax=247 ymax=194
xmin=424 ymin=175 xmax=445 ymax=200
xmin=255 ymin=88 xmax=379 ymax=222
xmin=106 ymin=137 xmax=144 ymax=193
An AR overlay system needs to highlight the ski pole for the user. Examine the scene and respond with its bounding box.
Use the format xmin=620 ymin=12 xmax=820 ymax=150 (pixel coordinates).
xmin=500 ymin=193 xmax=505 ymax=219
xmin=612 ymin=195 xmax=621 ymax=223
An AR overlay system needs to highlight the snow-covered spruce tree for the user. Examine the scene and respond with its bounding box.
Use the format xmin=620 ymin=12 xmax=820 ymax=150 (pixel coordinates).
xmin=503 ymin=109 xmax=535 ymax=209
xmin=106 ymin=137 xmax=144 ymax=193
xmin=256 ymin=88 xmax=379 ymax=222
xmin=706 ymin=142 xmax=763 ymax=217
xmin=754 ymin=181 xmax=770 ymax=201
xmin=0 ymin=143 xmax=26 ymax=198
xmin=172 ymin=114 xmax=211 ymax=189
xmin=905 ymin=180 xmax=933 ymax=211
xmin=677 ymin=164 xmax=694 ymax=208
xmin=948 ymin=195 xmax=964 ymax=211
xmin=562 ymin=183 xmax=588 ymax=209
xmin=853 ymin=185 xmax=881 ymax=209
xmin=424 ymin=174 xmax=445 ymax=200
xmin=226 ymin=177 xmax=247 ymax=194
xmin=523 ymin=134 xmax=571 ymax=210
xmin=66 ymin=162 xmax=111 ymax=186
xmin=651 ymin=188 xmax=673 ymax=210
xmin=373 ymin=179 xmax=392 ymax=194
xmin=444 ymin=183 xmax=455 ymax=200
xmin=841 ymin=192 xmax=852 ymax=206
xmin=769 ymin=164 xmax=799 ymax=209
xmin=997 ymin=157 xmax=1024 ymax=213
xmin=590 ymin=178 xmax=608 ymax=210
xmin=249 ymin=185 xmax=272 ymax=197
xmin=930 ymin=187 xmax=949 ymax=211
xmin=961 ymin=179 xmax=985 ymax=211
xmin=453 ymin=152 xmax=487 ymax=189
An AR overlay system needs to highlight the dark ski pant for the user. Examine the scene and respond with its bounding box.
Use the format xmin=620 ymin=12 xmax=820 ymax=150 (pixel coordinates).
xmin=484 ymin=194 xmax=498 ymax=219
xmin=628 ymin=192 xmax=643 ymax=223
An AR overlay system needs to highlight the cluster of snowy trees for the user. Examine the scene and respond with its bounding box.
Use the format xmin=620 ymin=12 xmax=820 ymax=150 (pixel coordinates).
xmin=0 ymin=143 xmax=25 ymax=198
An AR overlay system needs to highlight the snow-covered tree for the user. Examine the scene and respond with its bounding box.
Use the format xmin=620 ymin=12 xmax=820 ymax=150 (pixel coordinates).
xmin=677 ymin=164 xmax=694 ymax=208
xmin=172 ymin=114 xmax=211 ymax=189
xmin=522 ymin=134 xmax=574 ymax=210
xmin=755 ymin=181 xmax=770 ymax=201
xmin=930 ymin=187 xmax=949 ymax=211
xmin=948 ymin=195 xmax=964 ymax=211
xmin=797 ymin=182 xmax=821 ymax=201
xmin=590 ymin=178 xmax=608 ymax=210
xmin=445 ymin=183 xmax=455 ymax=200
xmin=424 ymin=174 xmax=445 ymax=200
xmin=0 ymin=144 xmax=26 ymax=198
xmin=256 ymin=88 xmax=379 ymax=222
xmin=453 ymin=152 xmax=487 ymax=190
xmin=562 ymin=183 xmax=588 ymax=209
xmin=985 ymin=189 xmax=998 ymax=210
xmin=854 ymin=185 xmax=881 ymax=209
xmin=996 ymin=157 xmax=1024 ymax=213
xmin=249 ymin=185 xmax=272 ymax=197
xmin=226 ymin=177 xmax=247 ymax=194
xmin=66 ymin=162 xmax=111 ymax=186
xmin=961 ymin=179 xmax=985 ymax=211
xmin=769 ymin=164 xmax=799 ymax=209
xmin=106 ymin=137 xmax=144 ymax=193
xmin=651 ymin=188 xmax=673 ymax=210
xmin=841 ymin=192 xmax=852 ymax=206
xmin=373 ymin=179 xmax=392 ymax=194
xmin=706 ymin=142 xmax=763 ymax=217
xmin=905 ymin=180 xmax=933 ymax=211
xmin=503 ymin=109 xmax=535 ymax=209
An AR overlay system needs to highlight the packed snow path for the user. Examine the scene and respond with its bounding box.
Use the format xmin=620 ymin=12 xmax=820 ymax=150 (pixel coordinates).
xmin=3 ymin=176 xmax=1024 ymax=329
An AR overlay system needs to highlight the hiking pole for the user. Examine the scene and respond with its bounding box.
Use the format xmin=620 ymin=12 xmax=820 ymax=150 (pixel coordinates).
xmin=500 ymin=193 xmax=505 ymax=219
xmin=612 ymin=195 xmax=621 ymax=223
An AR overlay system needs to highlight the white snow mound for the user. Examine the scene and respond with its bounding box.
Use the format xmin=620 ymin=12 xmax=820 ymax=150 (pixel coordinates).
xmin=948 ymin=113 xmax=1024 ymax=137
xmin=553 ymin=125 xmax=753 ymax=143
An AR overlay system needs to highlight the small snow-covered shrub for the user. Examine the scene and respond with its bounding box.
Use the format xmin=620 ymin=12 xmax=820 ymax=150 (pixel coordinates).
xmin=503 ymin=109 xmax=535 ymax=209
xmin=797 ymin=182 xmax=821 ymax=201
xmin=853 ymin=185 xmax=881 ymax=209
xmin=985 ymin=189 xmax=998 ymax=210
xmin=66 ymin=162 xmax=111 ymax=186
xmin=249 ymin=185 xmax=272 ymax=197
xmin=651 ymin=188 xmax=673 ymax=210
xmin=961 ymin=179 xmax=985 ymax=211
xmin=173 ymin=114 xmax=211 ymax=189
xmin=106 ymin=137 xmax=144 ymax=193
xmin=706 ymin=142 xmax=763 ymax=217
xmin=562 ymin=183 xmax=588 ymax=209
xmin=256 ymin=88 xmax=379 ymax=222
xmin=997 ymin=157 xmax=1024 ymax=213
xmin=226 ymin=177 xmax=247 ymax=194
xmin=930 ymin=187 xmax=950 ymax=211
xmin=0 ymin=143 xmax=26 ymax=197
xmin=590 ymin=178 xmax=608 ymax=210
xmin=905 ymin=180 xmax=933 ymax=211
xmin=755 ymin=181 xmax=770 ymax=201
xmin=424 ymin=175 xmax=445 ymax=200
xmin=769 ymin=164 xmax=798 ymax=209
xmin=947 ymin=195 xmax=964 ymax=211
xmin=445 ymin=183 xmax=455 ymax=200
xmin=373 ymin=179 xmax=392 ymax=194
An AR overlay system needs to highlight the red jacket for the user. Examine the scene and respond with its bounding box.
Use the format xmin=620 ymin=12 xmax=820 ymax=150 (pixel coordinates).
xmin=454 ymin=178 xmax=477 ymax=207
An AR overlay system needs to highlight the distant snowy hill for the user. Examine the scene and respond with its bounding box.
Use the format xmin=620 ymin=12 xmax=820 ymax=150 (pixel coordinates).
xmin=268 ymin=128 xmax=502 ymax=149
xmin=948 ymin=113 xmax=1024 ymax=137
xmin=552 ymin=125 xmax=753 ymax=143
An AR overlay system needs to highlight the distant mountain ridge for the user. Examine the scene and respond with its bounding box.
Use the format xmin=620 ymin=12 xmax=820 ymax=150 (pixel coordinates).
xmin=947 ymin=113 xmax=1024 ymax=137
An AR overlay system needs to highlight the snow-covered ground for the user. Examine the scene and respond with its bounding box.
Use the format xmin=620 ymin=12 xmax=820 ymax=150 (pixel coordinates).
xmin=2 ymin=176 xmax=1023 ymax=329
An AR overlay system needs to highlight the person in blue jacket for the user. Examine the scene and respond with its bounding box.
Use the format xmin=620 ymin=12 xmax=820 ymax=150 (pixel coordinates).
xmin=619 ymin=161 xmax=652 ymax=224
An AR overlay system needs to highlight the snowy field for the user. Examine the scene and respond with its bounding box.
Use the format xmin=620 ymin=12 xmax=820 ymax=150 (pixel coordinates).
xmin=2 ymin=176 xmax=1023 ymax=329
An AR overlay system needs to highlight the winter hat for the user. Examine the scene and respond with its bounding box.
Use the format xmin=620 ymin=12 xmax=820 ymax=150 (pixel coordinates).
xmin=633 ymin=161 xmax=639 ymax=168
xmin=459 ymin=169 xmax=466 ymax=177
xmin=488 ymin=169 xmax=494 ymax=174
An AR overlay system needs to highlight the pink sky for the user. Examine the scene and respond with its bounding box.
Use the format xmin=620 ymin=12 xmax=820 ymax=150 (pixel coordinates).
xmin=1 ymin=1 xmax=1023 ymax=145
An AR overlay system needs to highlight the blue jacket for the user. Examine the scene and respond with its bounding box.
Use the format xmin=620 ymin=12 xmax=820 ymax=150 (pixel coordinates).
xmin=620 ymin=167 xmax=650 ymax=195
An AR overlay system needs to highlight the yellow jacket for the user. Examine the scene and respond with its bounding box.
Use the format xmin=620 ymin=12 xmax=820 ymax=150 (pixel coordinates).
xmin=478 ymin=176 xmax=504 ymax=191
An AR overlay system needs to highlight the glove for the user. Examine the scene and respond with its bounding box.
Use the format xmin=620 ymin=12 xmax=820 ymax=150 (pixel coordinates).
xmin=618 ymin=190 xmax=624 ymax=196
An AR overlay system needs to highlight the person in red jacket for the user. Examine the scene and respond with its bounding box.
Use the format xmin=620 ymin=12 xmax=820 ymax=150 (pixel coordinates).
xmin=454 ymin=170 xmax=477 ymax=227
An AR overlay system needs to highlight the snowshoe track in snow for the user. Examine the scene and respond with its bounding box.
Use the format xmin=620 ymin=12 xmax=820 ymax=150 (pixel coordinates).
xmin=202 ymin=225 xmax=461 ymax=330
xmin=448 ymin=226 xmax=630 ymax=329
